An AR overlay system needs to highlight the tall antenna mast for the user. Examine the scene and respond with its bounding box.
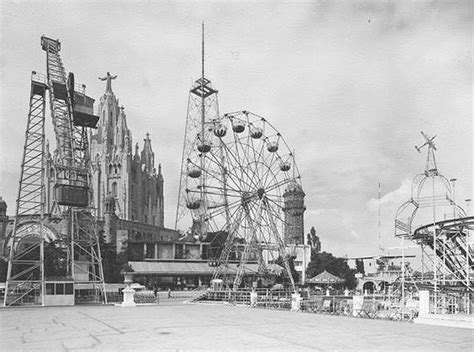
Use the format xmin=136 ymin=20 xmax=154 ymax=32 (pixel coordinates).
xmin=202 ymin=21 xmax=205 ymax=83
xmin=200 ymin=22 xmax=206 ymax=212
xmin=201 ymin=22 xmax=205 ymax=130
xmin=378 ymin=181 xmax=383 ymax=253
xmin=175 ymin=22 xmax=220 ymax=232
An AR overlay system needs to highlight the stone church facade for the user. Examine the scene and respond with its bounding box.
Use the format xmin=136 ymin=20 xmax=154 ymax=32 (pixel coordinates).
xmin=89 ymin=78 xmax=164 ymax=226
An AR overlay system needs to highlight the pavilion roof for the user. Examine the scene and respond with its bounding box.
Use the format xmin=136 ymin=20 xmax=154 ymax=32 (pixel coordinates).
xmin=307 ymin=270 xmax=345 ymax=284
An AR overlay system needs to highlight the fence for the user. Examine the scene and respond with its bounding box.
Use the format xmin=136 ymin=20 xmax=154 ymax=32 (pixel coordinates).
xmin=196 ymin=289 xmax=420 ymax=321
xmin=197 ymin=289 xmax=293 ymax=307
xmin=300 ymin=295 xmax=418 ymax=321
xmin=426 ymin=291 xmax=472 ymax=315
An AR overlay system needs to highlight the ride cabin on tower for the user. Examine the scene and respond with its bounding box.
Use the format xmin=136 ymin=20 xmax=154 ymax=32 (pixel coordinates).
xmin=3 ymin=36 xmax=106 ymax=307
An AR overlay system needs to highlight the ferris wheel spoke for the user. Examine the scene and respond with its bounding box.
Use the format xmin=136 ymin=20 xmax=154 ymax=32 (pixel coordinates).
xmin=222 ymin=139 xmax=260 ymax=191
xmin=262 ymin=177 xmax=293 ymax=197
xmin=203 ymin=185 xmax=242 ymax=198
xmin=209 ymin=203 xmax=244 ymax=238
xmin=262 ymin=199 xmax=285 ymax=228
xmin=188 ymin=145 xmax=242 ymax=195
xmin=261 ymin=174 xmax=284 ymax=201
xmin=242 ymin=133 xmax=265 ymax=189
xmin=191 ymin=189 xmax=240 ymax=199
xmin=208 ymin=151 xmax=244 ymax=193
xmin=226 ymin=132 xmax=249 ymax=187
xmin=261 ymin=201 xmax=286 ymax=250
xmin=207 ymin=139 xmax=245 ymax=191
xmin=238 ymin=117 xmax=263 ymax=190
xmin=247 ymin=202 xmax=269 ymax=242
xmin=261 ymin=152 xmax=280 ymax=189
xmin=197 ymin=156 xmax=242 ymax=194
xmin=231 ymin=138 xmax=260 ymax=190
xmin=206 ymin=199 xmax=242 ymax=223
xmin=207 ymin=197 xmax=241 ymax=216
xmin=263 ymin=206 xmax=286 ymax=241
xmin=250 ymin=131 xmax=268 ymax=185
xmin=264 ymin=195 xmax=285 ymax=214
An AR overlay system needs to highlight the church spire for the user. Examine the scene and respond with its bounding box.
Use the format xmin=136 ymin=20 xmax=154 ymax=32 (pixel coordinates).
xmin=116 ymin=105 xmax=129 ymax=151
xmin=141 ymin=133 xmax=155 ymax=174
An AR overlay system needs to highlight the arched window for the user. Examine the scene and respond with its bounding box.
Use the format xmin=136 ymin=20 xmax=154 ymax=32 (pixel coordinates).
xmin=112 ymin=182 xmax=117 ymax=197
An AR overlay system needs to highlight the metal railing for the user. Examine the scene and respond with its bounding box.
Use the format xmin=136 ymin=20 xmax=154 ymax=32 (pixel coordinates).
xmin=196 ymin=289 xmax=421 ymax=321
xmin=428 ymin=291 xmax=472 ymax=315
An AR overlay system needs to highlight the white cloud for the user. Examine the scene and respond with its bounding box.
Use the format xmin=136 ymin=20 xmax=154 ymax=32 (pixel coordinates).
xmin=366 ymin=178 xmax=412 ymax=212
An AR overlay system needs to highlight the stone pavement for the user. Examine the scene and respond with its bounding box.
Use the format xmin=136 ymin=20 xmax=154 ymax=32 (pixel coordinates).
xmin=0 ymin=301 xmax=472 ymax=351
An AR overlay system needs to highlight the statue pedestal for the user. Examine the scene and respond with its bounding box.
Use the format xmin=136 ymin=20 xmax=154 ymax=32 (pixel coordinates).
xmin=121 ymin=287 xmax=136 ymax=307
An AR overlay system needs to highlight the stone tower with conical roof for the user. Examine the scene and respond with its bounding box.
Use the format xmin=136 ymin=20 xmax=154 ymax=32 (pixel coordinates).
xmin=89 ymin=74 xmax=164 ymax=226
xmin=283 ymin=181 xmax=306 ymax=245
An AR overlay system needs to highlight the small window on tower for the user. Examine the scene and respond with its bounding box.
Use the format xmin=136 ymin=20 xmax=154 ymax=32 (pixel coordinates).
xmin=112 ymin=182 xmax=117 ymax=197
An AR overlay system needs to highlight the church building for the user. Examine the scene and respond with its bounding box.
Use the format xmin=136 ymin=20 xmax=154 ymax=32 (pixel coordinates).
xmin=89 ymin=73 xmax=164 ymax=225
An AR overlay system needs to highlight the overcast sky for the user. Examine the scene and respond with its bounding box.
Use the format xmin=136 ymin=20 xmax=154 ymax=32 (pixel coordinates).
xmin=0 ymin=1 xmax=471 ymax=257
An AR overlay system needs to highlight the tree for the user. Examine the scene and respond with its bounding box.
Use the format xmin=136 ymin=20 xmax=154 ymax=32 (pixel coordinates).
xmin=273 ymin=255 xmax=299 ymax=286
xmin=99 ymin=231 xmax=129 ymax=283
xmin=44 ymin=240 xmax=68 ymax=278
xmin=306 ymin=251 xmax=356 ymax=289
xmin=0 ymin=257 xmax=7 ymax=282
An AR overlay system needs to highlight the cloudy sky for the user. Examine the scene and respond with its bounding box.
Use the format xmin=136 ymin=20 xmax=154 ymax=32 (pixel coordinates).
xmin=0 ymin=1 xmax=471 ymax=257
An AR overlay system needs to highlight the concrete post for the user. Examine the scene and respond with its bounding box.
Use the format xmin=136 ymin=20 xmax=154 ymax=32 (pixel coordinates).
xmin=122 ymin=273 xmax=136 ymax=307
xmin=291 ymin=292 xmax=301 ymax=311
xmin=419 ymin=290 xmax=430 ymax=316
xmin=250 ymin=290 xmax=258 ymax=307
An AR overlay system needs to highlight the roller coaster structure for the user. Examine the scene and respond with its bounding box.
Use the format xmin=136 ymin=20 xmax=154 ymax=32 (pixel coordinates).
xmin=395 ymin=132 xmax=472 ymax=314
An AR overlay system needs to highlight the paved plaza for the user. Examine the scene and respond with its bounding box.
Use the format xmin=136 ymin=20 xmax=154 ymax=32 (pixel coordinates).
xmin=0 ymin=300 xmax=472 ymax=351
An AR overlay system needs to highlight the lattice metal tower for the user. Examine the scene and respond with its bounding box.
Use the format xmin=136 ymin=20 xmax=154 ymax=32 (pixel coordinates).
xmin=175 ymin=23 xmax=220 ymax=234
xmin=4 ymin=37 xmax=106 ymax=306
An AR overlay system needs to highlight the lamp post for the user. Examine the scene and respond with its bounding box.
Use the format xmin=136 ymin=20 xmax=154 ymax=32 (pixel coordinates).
xmin=449 ymin=178 xmax=457 ymax=219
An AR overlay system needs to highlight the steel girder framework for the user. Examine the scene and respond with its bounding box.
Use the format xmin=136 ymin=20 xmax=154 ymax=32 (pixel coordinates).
xmin=175 ymin=76 xmax=220 ymax=231
xmin=4 ymin=37 xmax=106 ymax=306
xmin=412 ymin=217 xmax=473 ymax=290
xmin=3 ymin=73 xmax=48 ymax=306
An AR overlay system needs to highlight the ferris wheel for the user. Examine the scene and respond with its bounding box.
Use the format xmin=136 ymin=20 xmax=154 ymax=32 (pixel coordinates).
xmin=184 ymin=110 xmax=301 ymax=290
